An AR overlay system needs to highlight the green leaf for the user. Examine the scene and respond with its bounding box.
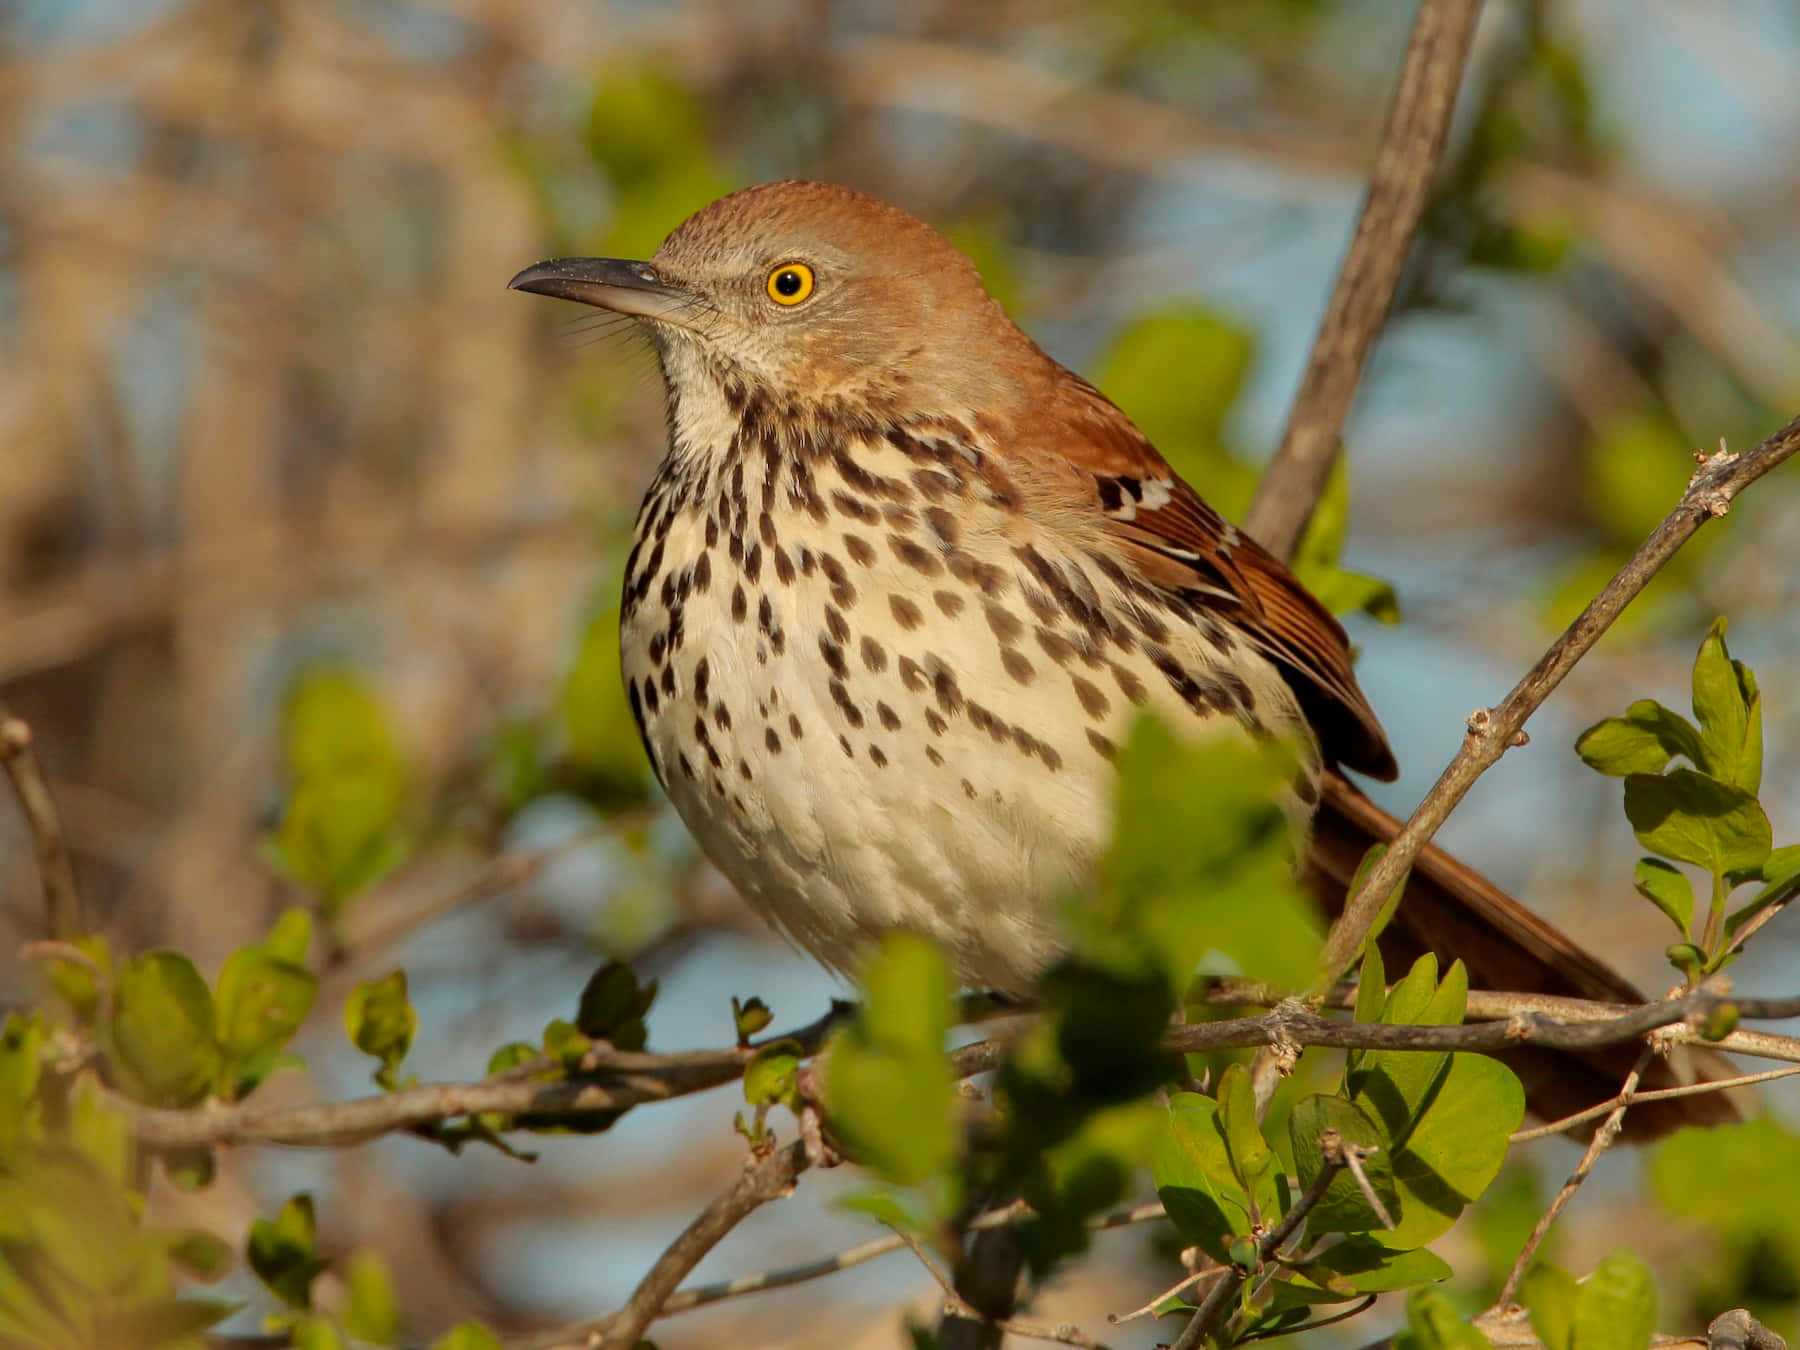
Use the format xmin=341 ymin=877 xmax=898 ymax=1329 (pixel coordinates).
xmin=1631 ymin=858 xmax=1694 ymax=940
xmin=731 ymin=996 xmax=773 ymax=1043
xmin=1216 ymin=1064 xmax=1275 ymax=1198
xmin=1354 ymin=943 xmax=1388 ymax=1030
xmin=162 ymin=1230 xmax=233 ymax=1282
xmin=574 ymin=961 xmax=657 ymax=1050
xmin=215 ymin=928 xmax=316 ymax=1098
xmin=562 ymin=604 xmax=653 ymax=805
xmin=1091 ymin=309 xmax=1257 ymax=512
xmin=1094 ymin=717 xmax=1323 ymax=994
xmin=1521 ymin=1263 xmax=1578 ymax=1350
xmin=274 ymin=668 xmax=410 ymax=910
xmin=1573 ymin=1249 xmax=1657 ymax=1350
xmin=433 ymin=1324 xmax=505 ymax=1350
xmin=1289 ymin=1093 xmax=1398 ymax=1234
xmin=44 ymin=934 xmax=110 ymax=1025
xmin=743 ymin=1040 xmax=804 ymax=1112
xmin=0 ymin=1013 xmax=46 ymax=1152
xmin=1345 ymin=957 xmax=1522 ymax=1249
xmin=345 ymin=970 xmax=416 ymax=1090
xmin=1575 ymin=701 xmax=1705 ymax=777
xmin=1393 ymin=1287 xmax=1493 ymax=1350
xmin=1623 ymin=769 xmax=1771 ymax=877
xmin=247 ymin=1193 xmax=326 ymax=1311
xmin=1268 ymin=1240 xmax=1451 ymax=1308
xmin=109 ymin=951 xmax=221 ymax=1107
xmin=66 ymin=1075 xmax=132 ymax=1188
xmin=824 ymin=934 xmax=956 ymax=1186
xmin=1294 ymin=460 xmax=1401 ymax=624
xmin=1152 ymin=1091 xmax=1247 ymax=1263
xmin=1725 ymin=843 xmax=1800 ymax=939
xmin=1691 ymin=618 xmax=1761 ymax=793
xmin=345 ymin=1248 xmax=402 ymax=1345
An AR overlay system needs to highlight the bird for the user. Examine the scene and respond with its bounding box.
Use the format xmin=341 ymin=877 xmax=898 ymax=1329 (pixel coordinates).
xmin=510 ymin=179 xmax=1737 ymax=1137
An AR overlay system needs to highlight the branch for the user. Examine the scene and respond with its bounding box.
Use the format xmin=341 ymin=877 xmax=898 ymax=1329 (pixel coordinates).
xmin=520 ymin=1138 xmax=809 ymax=1350
xmin=0 ymin=702 xmax=83 ymax=940
xmin=1170 ymin=1131 xmax=1349 ymax=1350
xmin=101 ymin=986 xmax=1800 ymax=1150
xmin=1495 ymin=1045 xmax=1654 ymax=1308
xmin=1245 ymin=0 xmax=1485 ymax=561
xmin=1314 ymin=415 xmax=1800 ymax=992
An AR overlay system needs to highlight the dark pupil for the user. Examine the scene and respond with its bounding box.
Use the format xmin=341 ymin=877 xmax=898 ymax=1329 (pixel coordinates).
xmin=774 ymin=269 xmax=803 ymax=296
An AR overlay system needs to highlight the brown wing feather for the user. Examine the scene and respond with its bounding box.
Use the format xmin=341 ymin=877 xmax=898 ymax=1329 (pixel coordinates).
xmin=1029 ymin=369 xmax=1397 ymax=779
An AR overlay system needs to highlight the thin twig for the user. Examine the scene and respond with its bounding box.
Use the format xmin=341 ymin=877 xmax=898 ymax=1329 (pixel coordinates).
xmin=0 ymin=702 xmax=84 ymax=940
xmin=569 ymin=1139 xmax=808 ymax=1350
xmin=1494 ymin=1045 xmax=1655 ymax=1308
xmin=1315 ymin=415 xmax=1800 ymax=994
xmin=1246 ymin=0 xmax=1485 ymax=561
xmin=1510 ymin=1064 xmax=1800 ymax=1143
xmin=1171 ymin=1132 xmax=1349 ymax=1350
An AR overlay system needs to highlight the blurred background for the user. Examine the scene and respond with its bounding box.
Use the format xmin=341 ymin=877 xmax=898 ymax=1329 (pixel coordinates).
xmin=2 ymin=0 xmax=1798 ymax=1344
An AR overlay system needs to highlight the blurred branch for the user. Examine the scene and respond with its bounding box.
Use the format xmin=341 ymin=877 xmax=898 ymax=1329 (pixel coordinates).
xmin=0 ymin=702 xmax=83 ymax=940
xmin=1494 ymin=1044 xmax=1654 ymax=1308
xmin=551 ymin=1138 xmax=809 ymax=1350
xmin=96 ymin=984 xmax=1800 ymax=1152
xmin=1511 ymin=1063 xmax=1800 ymax=1144
xmin=1315 ymin=412 xmax=1800 ymax=992
xmin=1247 ymin=0 xmax=1485 ymax=561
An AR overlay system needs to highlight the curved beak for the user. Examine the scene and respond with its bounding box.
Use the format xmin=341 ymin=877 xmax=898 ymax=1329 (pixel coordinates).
xmin=507 ymin=258 xmax=701 ymax=329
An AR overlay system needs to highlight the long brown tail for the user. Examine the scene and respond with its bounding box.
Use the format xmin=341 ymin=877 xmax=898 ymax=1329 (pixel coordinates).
xmin=1305 ymin=774 xmax=1745 ymax=1140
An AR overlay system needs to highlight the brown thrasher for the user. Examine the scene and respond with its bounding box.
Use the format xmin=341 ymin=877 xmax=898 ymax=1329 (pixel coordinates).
xmin=511 ymin=180 xmax=1735 ymax=1136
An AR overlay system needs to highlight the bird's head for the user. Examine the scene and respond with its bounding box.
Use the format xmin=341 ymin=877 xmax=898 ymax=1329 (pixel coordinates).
xmin=509 ymin=180 xmax=1045 ymax=422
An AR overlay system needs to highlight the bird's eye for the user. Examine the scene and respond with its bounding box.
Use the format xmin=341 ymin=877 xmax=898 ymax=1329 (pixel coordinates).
xmin=765 ymin=262 xmax=815 ymax=306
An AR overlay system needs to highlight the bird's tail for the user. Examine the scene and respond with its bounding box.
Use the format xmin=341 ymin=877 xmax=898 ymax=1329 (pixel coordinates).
xmin=1304 ymin=773 xmax=1746 ymax=1140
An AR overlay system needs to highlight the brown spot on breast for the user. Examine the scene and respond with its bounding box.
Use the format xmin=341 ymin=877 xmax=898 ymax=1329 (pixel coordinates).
xmin=890 ymin=595 xmax=924 ymax=631
xmin=832 ymin=491 xmax=879 ymax=524
xmin=933 ymin=590 xmax=965 ymax=619
xmin=925 ymin=746 xmax=943 ymax=766
xmin=1001 ymin=648 xmax=1035 ymax=684
xmin=861 ymin=637 xmax=888 ymax=673
xmin=869 ymin=744 xmax=888 ymax=767
xmin=819 ymin=635 xmax=848 ymax=679
xmin=985 ymin=603 xmax=1023 ymax=645
xmin=1087 ymin=729 xmax=1116 ymax=760
xmin=829 ymin=679 xmax=865 ymax=728
xmin=766 ymin=727 xmax=782 ymax=754
xmin=731 ymin=585 xmax=747 ymax=623
xmin=877 ymin=701 xmax=901 ymax=731
xmin=926 ymin=506 xmax=959 ymax=546
xmin=889 ymin=533 xmax=941 ymax=576
xmin=1035 ymin=627 xmax=1076 ymax=666
xmin=844 ymin=533 xmax=876 ymax=566
xmin=788 ymin=714 xmax=804 ymax=739
xmin=714 ymin=704 xmax=732 ymax=730
xmin=1110 ymin=662 xmax=1148 ymax=705
xmin=774 ymin=546 xmax=795 ymax=585
xmin=1072 ymin=676 xmax=1109 ymax=718
xmin=738 ymin=758 xmax=753 ymax=781
xmin=925 ymin=708 xmax=948 ymax=735
xmin=961 ymin=778 xmax=978 ymax=800
xmin=693 ymin=552 xmax=712 ymax=591
xmin=899 ymin=656 xmax=927 ymax=692
xmin=825 ymin=605 xmax=850 ymax=644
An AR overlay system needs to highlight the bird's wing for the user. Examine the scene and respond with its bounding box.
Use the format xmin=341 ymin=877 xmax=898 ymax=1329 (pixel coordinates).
xmin=1024 ymin=367 xmax=1397 ymax=780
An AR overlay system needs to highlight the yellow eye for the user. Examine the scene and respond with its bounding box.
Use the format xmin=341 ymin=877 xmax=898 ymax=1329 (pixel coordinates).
xmin=766 ymin=262 xmax=815 ymax=305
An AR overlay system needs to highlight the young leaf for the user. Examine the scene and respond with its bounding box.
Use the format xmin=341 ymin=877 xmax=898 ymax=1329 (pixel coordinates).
xmin=1267 ymin=1241 xmax=1450 ymax=1308
xmin=247 ymin=1193 xmax=327 ymax=1311
xmin=433 ymin=1325 xmax=505 ymax=1350
xmin=1393 ymin=1287 xmax=1493 ymax=1350
xmin=1623 ymin=770 xmax=1771 ymax=877
xmin=1215 ymin=1064 xmax=1275 ymax=1200
xmin=742 ymin=1040 xmax=804 ymax=1113
xmin=574 ymin=960 xmax=657 ymax=1050
xmin=1691 ymin=619 xmax=1761 ymax=793
xmin=109 ymin=951 xmax=221 ymax=1107
xmin=731 ymin=995 xmax=773 ymax=1043
xmin=1725 ymin=843 xmax=1800 ymax=939
xmin=1572 ymin=1250 xmax=1657 ymax=1350
xmin=215 ymin=932 xmax=316 ymax=1098
xmin=0 ymin=1013 xmax=46 ymax=1152
xmin=823 ymin=934 xmax=956 ymax=1186
xmin=1630 ymin=859 xmax=1694 ymax=940
xmin=1152 ymin=1091 xmax=1246 ymax=1263
xmin=1520 ymin=1263 xmax=1578 ymax=1350
xmin=345 ymin=1248 xmax=403 ymax=1345
xmin=345 ymin=970 xmax=416 ymax=1090
xmin=1574 ymin=700 xmax=1704 ymax=777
